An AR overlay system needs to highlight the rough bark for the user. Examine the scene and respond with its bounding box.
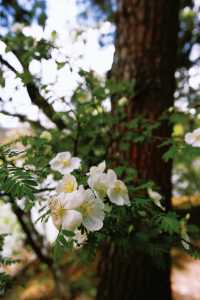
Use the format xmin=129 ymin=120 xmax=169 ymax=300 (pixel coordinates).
xmin=97 ymin=1 xmax=180 ymax=299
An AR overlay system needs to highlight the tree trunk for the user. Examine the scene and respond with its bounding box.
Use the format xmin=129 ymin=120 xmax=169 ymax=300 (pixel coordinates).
xmin=97 ymin=1 xmax=180 ymax=299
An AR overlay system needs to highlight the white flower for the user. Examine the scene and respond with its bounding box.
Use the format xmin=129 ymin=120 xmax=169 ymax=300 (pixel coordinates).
xmin=87 ymin=161 xmax=106 ymax=176
xmin=73 ymin=229 xmax=87 ymax=247
xmin=88 ymin=172 xmax=107 ymax=198
xmin=50 ymin=186 xmax=105 ymax=232
xmin=147 ymin=188 xmax=165 ymax=211
xmin=49 ymin=192 xmax=82 ymax=231
xmin=50 ymin=152 xmax=81 ymax=174
xmin=185 ymin=128 xmax=200 ymax=147
xmin=107 ymin=179 xmax=130 ymax=206
xmin=11 ymin=22 xmax=24 ymax=32
xmin=40 ymin=131 xmax=52 ymax=141
xmin=88 ymin=169 xmax=116 ymax=199
xmin=78 ymin=187 xmax=105 ymax=232
xmin=56 ymin=174 xmax=78 ymax=193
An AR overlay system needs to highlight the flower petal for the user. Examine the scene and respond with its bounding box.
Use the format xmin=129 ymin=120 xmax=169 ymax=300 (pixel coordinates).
xmin=184 ymin=133 xmax=193 ymax=145
xmin=107 ymin=169 xmax=117 ymax=184
xmin=193 ymin=128 xmax=200 ymax=136
xmin=56 ymin=174 xmax=77 ymax=193
xmin=62 ymin=210 xmax=82 ymax=231
xmin=71 ymin=157 xmax=81 ymax=170
xmin=192 ymin=140 xmax=200 ymax=147
xmin=147 ymin=188 xmax=162 ymax=201
xmin=87 ymin=161 xmax=106 ymax=176
xmin=107 ymin=190 xmax=126 ymax=206
xmin=83 ymin=216 xmax=103 ymax=231
xmin=63 ymin=189 xmax=85 ymax=210
xmin=98 ymin=161 xmax=106 ymax=172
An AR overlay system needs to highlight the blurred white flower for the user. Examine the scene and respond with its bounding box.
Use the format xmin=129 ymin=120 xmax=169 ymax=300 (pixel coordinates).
xmin=50 ymin=151 xmax=81 ymax=174
xmin=11 ymin=23 xmax=24 ymax=33
xmin=79 ymin=187 xmax=105 ymax=232
xmin=49 ymin=192 xmax=82 ymax=231
xmin=107 ymin=179 xmax=130 ymax=206
xmin=118 ymin=96 xmax=128 ymax=106
xmin=40 ymin=131 xmax=52 ymax=141
xmin=185 ymin=128 xmax=200 ymax=147
xmin=0 ymin=202 xmax=24 ymax=256
xmin=56 ymin=174 xmax=78 ymax=193
xmin=147 ymin=188 xmax=165 ymax=211
xmin=29 ymin=59 xmax=41 ymax=76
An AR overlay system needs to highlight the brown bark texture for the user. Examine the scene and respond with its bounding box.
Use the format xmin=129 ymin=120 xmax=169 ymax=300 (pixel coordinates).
xmin=96 ymin=1 xmax=180 ymax=300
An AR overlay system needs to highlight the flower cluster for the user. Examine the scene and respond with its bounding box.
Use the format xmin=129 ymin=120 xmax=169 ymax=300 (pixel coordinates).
xmin=48 ymin=152 xmax=130 ymax=237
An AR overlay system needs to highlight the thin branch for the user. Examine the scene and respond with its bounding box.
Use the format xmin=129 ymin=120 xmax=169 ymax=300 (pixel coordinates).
xmin=0 ymin=54 xmax=66 ymax=130
xmin=0 ymin=55 xmax=18 ymax=74
xmin=10 ymin=198 xmax=52 ymax=266
xmin=26 ymin=82 xmax=66 ymax=129
xmin=0 ymin=109 xmax=46 ymax=130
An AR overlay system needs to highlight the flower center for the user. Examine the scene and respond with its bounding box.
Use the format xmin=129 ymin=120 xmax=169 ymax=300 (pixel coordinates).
xmin=94 ymin=182 xmax=107 ymax=197
xmin=195 ymin=134 xmax=200 ymax=142
xmin=50 ymin=200 xmax=66 ymax=219
xmin=61 ymin=159 xmax=70 ymax=167
xmin=80 ymin=203 xmax=92 ymax=216
xmin=64 ymin=181 xmax=75 ymax=193
xmin=113 ymin=182 xmax=123 ymax=193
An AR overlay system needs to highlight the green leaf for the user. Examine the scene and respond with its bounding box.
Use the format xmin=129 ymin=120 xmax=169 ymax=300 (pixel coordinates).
xmin=62 ymin=229 xmax=75 ymax=237
xmin=158 ymin=212 xmax=180 ymax=235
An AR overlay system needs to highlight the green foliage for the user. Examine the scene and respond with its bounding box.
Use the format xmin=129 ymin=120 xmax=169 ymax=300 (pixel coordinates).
xmin=157 ymin=212 xmax=180 ymax=235
xmin=53 ymin=229 xmax=75 ymax=261
xmin=0 ymin=146 xmax=38 ymax=209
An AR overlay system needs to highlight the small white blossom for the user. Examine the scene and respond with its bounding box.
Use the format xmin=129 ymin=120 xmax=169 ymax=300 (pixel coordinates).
xmin=50 ymin=151 xmax=81 ymax=174
xmin=107 ymin=179 xmax=130 ymax=206
xmin=56 ymin=174 xmax=78 ymax=193
xmin=11 ymin=22 xmax=24 ymax=32
xmin=49 ymin=192 xmax=82 ymax=231
xmin=185 ymin=128 xmax=200 ymax=147
xmin=78 ymin=187 xmax=105 ymax=232
xmin=118 ymin=96 xmax=128 ymax=106
xmin=147 ymin=188 xmax=165 ymax=211
xmin=40 ymin=131 xmax=52 ymax=141
xmin=74 ymin=229 xmax=87 ymax=247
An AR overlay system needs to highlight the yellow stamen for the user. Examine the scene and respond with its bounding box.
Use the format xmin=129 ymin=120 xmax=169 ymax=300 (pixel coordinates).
xmin=64 ymin=181 xmax=75 ymax=193
xmin=61 ymin=159 xmax=70 ymax=167
xmin=80 ymin=203 xmax=92 ymax=216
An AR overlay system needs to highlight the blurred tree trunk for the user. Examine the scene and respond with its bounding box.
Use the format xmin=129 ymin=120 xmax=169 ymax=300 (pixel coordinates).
xmin=96 ymin=1 xmax=180 ymax=299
